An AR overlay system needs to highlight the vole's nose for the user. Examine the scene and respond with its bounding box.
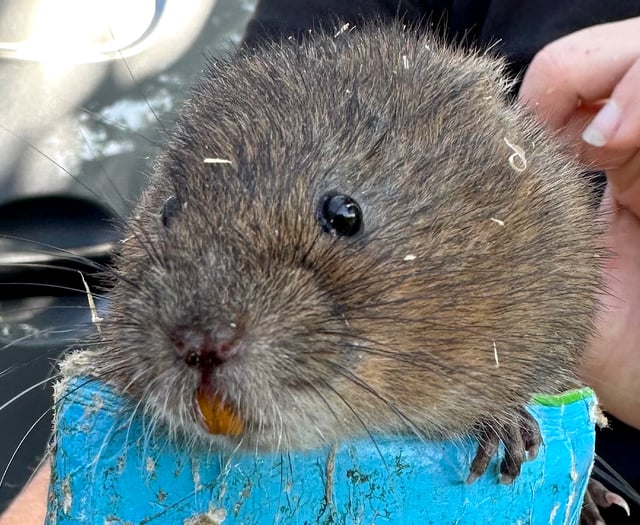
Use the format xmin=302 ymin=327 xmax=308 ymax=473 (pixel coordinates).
xmin=169 ymin=325 xmax=241 ymax=369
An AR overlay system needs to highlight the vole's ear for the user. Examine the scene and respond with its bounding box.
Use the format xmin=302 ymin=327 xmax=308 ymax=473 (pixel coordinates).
xmin=160 ymin=195 xmax=181 ymax=228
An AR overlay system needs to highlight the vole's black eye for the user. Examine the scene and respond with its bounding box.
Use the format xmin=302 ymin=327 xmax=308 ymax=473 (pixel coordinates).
xmin=161 ymin=195 xmax=181 ymax=227
xmin=317 ymin=193 xmax=363 ymax=237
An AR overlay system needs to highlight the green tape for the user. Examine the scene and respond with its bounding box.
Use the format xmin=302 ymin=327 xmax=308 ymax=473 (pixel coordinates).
xmin=533 ymin=387 xmax=594 ymax=407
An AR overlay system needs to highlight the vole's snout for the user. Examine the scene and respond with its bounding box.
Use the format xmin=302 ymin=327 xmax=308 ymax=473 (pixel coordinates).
xmin=169 ymin=325 xmax=247 ymax=437
xmin=170 ymin=325 xmax=241 ymax=370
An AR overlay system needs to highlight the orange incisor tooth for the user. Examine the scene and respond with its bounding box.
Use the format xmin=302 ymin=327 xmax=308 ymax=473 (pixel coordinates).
xmin=196 ymin=389 xmax=244 ymax=436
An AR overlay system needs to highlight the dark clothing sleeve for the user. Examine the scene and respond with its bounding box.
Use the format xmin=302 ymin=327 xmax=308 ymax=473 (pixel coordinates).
xmin=473 ymin=0 xmax=640 ymax=78
xmin=243 ymin=0 xmax=437 ymax=47
xmin=244 ymin=0 xmax=640 ymax=80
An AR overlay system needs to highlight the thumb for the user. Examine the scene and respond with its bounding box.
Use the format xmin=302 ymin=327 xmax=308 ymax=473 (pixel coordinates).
xmin=519 ymin=17 xmax=640 ymax=129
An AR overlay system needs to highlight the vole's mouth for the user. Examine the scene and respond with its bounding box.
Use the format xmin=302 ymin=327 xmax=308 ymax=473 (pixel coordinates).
xmin=195 ymin=386 xmax=244 ymax=437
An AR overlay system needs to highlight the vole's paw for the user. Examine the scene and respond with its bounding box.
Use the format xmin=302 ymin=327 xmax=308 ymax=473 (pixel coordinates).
xmin=580 ymin=478 xmax=630 ymax=525
xmin=466 ymin=408 xmax=541 ymax=484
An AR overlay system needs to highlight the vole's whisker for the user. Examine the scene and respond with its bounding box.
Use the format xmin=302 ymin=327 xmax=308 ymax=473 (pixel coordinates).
xmin=316 ymin=375 xmax=387 ymax=467
xmin=0 ymin=282 xmax=109 ymax=298
xmin=0 ymin=407 xmax=53 ymax=488
xmin=0 ymin=124 xmax=127 ymax=215
xmin=0 ymin=377 xmax=53 ymax=413
xmin=593 ymin=455 xmax=640 ymax=506
xmin=0 ymin=234 xmax=115 ymax=273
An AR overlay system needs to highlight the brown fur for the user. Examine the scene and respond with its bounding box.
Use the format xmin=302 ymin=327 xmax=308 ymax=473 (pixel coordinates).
xmin=66 ymin=23 xmax=602 ymax=451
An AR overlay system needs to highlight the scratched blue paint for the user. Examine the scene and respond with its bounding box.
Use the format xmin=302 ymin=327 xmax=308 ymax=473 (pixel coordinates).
xmin=46 ymin=378 xmax=596 ymax=524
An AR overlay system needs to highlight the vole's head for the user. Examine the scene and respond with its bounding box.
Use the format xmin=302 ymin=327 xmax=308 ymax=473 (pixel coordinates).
xmin=85 ymin=24 xmax=599 ymax=451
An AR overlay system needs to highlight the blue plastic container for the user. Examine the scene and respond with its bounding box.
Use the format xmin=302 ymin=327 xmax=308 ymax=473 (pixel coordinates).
xmin=46 ymin=378 xmax=597 ymax=524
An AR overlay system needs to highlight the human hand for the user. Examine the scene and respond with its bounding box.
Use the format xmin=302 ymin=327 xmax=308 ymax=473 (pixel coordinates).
xmin=0 ymin=463 xmax=49 ymax=525
xmin=519 ymin=17 xmax=640 ymax=429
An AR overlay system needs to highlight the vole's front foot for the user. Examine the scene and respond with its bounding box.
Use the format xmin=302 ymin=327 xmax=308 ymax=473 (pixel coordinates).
xmin=580 ymin=478 xmax=630 ymax=525
xmin=467 ymin=408 xmax=541 ymax=484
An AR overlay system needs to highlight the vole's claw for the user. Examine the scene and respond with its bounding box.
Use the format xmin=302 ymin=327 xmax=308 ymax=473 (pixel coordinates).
xmin=468 ymin=414 xmax=630 ymax=525
xmin=468 ymin=408 xmax=541 ymax=484
xmin=467 ymin=428 xmax=498 ymax=483
xmin=580 ymin=478 xmax=630 ymax=524
xmin=519 ymin=410 xmax=541 ymax=461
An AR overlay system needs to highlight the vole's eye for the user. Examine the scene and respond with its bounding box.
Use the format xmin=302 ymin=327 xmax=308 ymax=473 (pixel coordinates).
xmin=161 ymin=195 xmax=181 ymax=227
xmin=317 ymin=193 xmax=363 ymax=237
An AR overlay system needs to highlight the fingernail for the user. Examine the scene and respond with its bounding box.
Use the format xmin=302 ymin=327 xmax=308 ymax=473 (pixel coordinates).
xmin=582 ymin=99 xmax=620 ymax=147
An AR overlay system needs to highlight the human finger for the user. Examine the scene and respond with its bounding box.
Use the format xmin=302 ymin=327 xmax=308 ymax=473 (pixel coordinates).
xmin=519 ymin=17 xmax=640 ymax=129
xmin=581 ymin=56 xmax=640 ymax=153
xmin=0 ymin=461 xmax=50 ymax=525
xmin=605 ymin=149 xmax=640 ymax=219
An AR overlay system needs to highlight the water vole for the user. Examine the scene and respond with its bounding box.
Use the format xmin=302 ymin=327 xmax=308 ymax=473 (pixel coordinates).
xmin=63 ymin=21 xmax=603 ymax=509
